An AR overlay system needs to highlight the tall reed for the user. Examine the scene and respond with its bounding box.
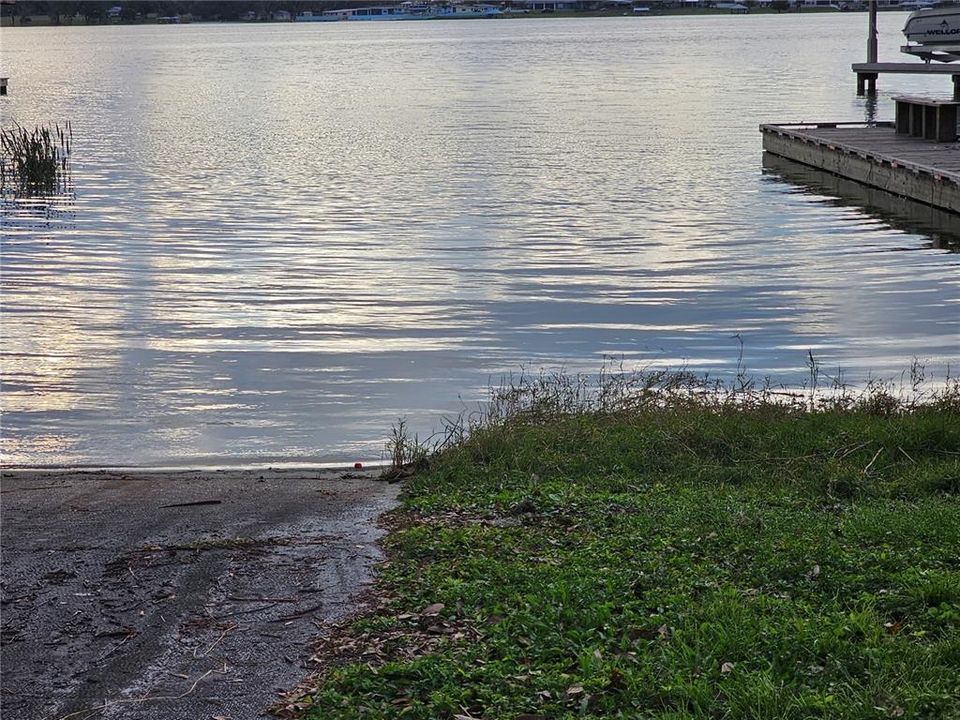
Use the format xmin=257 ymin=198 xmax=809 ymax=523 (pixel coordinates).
xmin=0 ymin=122 xmax=72 ymax=196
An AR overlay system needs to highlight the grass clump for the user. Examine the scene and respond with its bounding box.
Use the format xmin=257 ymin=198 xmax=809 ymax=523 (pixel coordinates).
xmin=292 ymin=368 xmax=960 ymax=720
xmin=384 ymin=418 xmax=430 ymax=481
xmin=0 ymin=122 xmax=72 ymax=196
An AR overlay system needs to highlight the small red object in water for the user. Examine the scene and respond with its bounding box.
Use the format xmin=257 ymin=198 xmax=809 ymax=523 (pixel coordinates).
xmin=354 ymin=462 xmax=363 ymax=470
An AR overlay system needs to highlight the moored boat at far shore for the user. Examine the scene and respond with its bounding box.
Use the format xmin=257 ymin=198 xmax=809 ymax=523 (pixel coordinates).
xmin=294 ymin=10 xmax=342 ymax=21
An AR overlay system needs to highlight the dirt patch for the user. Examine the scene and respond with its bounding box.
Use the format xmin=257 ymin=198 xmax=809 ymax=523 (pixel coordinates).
xmin=0 ymin=467 xmax=399 ymax=720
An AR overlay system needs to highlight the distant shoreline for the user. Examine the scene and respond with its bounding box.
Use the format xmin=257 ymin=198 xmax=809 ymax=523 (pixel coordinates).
xmin=0 ymin=6 xmax=903 ymax=29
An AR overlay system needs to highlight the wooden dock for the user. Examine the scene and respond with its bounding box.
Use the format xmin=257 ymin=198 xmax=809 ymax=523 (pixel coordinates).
xmin=760 ymin=122 xmax=960 ymax=214
xmin=852 ymin=63 xmax=960 ymax=99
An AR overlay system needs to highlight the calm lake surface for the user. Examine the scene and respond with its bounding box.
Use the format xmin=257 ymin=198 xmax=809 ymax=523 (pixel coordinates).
xmin=2 ymin=14 xmax=959 ymax=467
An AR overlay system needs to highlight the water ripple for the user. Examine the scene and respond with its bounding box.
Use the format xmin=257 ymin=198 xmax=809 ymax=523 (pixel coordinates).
xmin=2 ymin=14 xmax=958 ymax=466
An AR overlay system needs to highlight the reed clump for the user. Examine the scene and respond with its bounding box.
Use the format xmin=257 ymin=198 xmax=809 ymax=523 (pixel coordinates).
xmin=390 ymin=359 xmax=960 ymax=475
xmin=0 ymin=122 xmax=72 ymax=196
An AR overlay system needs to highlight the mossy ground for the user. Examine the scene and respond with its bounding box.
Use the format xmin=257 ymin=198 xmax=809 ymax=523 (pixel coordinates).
xmin=297 ymin=390 xmax=960 ymax=720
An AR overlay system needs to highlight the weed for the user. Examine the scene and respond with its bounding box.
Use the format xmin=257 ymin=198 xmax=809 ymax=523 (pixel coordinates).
xmin=0 ymin=122 xmax=72 ymax=196
xmin=383 ymin=418 xmax=430 ymax=480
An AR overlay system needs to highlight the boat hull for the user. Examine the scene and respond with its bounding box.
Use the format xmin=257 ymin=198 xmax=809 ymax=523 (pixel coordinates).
xmin=903 ymin=8 xmax=960 ymax=47
xmin=294 ymin=11 xmax=341 ymax=21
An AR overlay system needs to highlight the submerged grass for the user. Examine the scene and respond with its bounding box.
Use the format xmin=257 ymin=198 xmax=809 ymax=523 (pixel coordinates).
xmin=293 ymin=368 xmax=960 ymax=720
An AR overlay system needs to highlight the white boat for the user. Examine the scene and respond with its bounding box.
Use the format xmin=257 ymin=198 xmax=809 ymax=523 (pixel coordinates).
xmin=295 ymin=10 xmax=342 ymax=21
xmin=903 ymin=6 xmax=960 ymax=47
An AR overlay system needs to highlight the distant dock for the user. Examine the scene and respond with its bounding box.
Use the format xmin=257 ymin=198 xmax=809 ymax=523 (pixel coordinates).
xmin=760 ymin=121 xmax=960 ymax=214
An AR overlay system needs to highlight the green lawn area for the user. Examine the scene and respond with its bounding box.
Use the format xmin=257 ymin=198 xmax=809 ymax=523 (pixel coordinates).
xmin=295 ymin=381 xmax=960 ymax=720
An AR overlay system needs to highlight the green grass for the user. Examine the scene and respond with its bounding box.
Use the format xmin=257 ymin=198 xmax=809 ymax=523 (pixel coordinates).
xmin=296 ymin=375 xmax=960 ymax=720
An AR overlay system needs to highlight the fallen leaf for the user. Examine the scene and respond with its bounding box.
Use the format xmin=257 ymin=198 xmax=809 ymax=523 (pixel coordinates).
xmin=566 ymin=684 xmax=584 ymax=696
xmin=720 ymin=662 xmax=735 ymax=674
xmin=422 ymin=602 xmax=445 ymax=616
xmin=884 ymin=620 xmax=904 ymax=635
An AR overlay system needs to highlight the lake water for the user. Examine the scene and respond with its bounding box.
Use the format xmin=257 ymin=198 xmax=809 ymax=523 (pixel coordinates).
xmin=2 ymin=13 xmax=959 ymax=467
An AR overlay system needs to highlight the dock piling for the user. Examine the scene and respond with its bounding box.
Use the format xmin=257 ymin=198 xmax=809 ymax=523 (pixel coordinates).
xmin=857 ymin=72 xmax=878 ymax=96
xmin=862 ymin=0 xmax=879 ymax=96
xmin=856 ymin=0 xmax=879 ymax=96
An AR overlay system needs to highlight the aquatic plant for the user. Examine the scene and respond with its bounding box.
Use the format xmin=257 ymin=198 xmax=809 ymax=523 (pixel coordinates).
xmin=0 ymin=122 xmax=72 ymax=196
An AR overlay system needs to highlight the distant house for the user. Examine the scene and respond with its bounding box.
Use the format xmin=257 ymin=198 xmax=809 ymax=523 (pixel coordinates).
xmin=796 ymin=0 xmax=896 ymax=6
xmin=510 ymin=0 xmax=586 ymax=10
xmin=273 ymin=9 xmax=292 ymax=21
xmin=240 ymin=10 xmax=258 ymax=21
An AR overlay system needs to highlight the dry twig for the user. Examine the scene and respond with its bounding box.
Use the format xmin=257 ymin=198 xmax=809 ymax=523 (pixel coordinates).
xmin=51 ymin=667 xmax=216 ymax=720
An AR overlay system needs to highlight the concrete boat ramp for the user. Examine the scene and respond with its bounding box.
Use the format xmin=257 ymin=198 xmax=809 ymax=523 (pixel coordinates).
xmin=761 ymin=121 xmax=960 ymax=215
xmin=0 ymin=468 xmax=399 ymax=720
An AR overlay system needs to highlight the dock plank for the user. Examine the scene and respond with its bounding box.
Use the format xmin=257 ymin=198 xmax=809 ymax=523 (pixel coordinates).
xmin=852 ymin=62 xmax=960 ymax=75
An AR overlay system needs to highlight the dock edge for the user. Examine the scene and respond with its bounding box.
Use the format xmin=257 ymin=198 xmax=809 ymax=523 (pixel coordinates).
xmin=760 ymin=122 xmax=960 ymax=215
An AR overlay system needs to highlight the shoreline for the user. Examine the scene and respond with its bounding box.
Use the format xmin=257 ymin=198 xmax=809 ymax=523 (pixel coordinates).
xmin=290 ymin=396 xmax=960 ymax=718
xmin=1 ymin=461 xmax=388 ymax=474
xmin=2 ymin=379 xmax=957 ymax=719
xmin=0 ymin=7 xmax=895 ymax=29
